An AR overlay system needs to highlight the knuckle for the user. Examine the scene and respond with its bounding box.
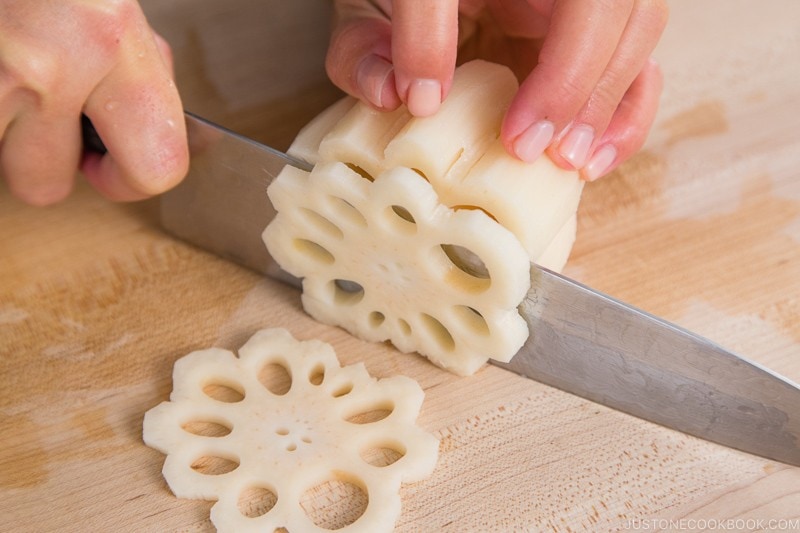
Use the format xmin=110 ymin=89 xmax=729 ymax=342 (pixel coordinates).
xmin=587 ymin=81 xmax=624 ymax=121
xmin=638 ymin=0 xmax=670 ymax=32
xmin=2 ymin=45 xmax=59 ymax=96
xmin=549 ymin=72 xmax=594 ymax=115
xmin=87 ymin=0 xmax=146 ymax=54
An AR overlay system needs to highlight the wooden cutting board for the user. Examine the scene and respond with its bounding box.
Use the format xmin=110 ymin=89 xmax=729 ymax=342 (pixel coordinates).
xmin=2 ymin=1 xmax=799 ymax=531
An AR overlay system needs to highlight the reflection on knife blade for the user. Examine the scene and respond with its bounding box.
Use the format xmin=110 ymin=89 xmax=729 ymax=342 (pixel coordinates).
xmin=493 ymin=266 xmax=800 ymax=466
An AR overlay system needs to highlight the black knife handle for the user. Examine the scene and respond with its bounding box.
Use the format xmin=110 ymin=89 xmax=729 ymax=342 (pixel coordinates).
xmin=81 ymin=114 xmax=107 ymax=155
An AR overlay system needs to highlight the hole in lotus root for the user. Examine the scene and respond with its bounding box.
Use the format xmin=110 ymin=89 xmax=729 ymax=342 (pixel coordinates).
xmin=453 ymin=305 xmax=490 ymax=336
xmin=345 ymin=162 xmax=375 ymax=182
xmin=294 ymin=239 xmax=335 ymax=265
xmin=360 ymin=441 xmax=406 ymax=467
xmin=301 ymin=473 xmax=368 ymax=529
xmin=299 ymin=208 xmax=344 ymax=240
xmin=203 ymin=382 xmax=245 ymax=403
xmin=390 ymin=205 xmax=417 ymax=225
xmin=438 ymin=244 xmax=491 ymax=293
xmin=332 ymin=279 xmax=365 ymax=305
xmin=181 ymin=419 xmax=233 ymax=438
xmin=331 ymin=382 xmax=353 ymax=398
xmin=327 ymin=196 xmax=367 ymax=227
xmin=369 ymin=311 xmax=385 ymax=328
xmin=385 ymin=204 xmax=417 ymax=235
xmin=309 ymin=363 xmax=325 ymax=386
xmin=440 ymin=244 xmax=489 ymax=278
xmin=390 ymin=205 xmax=415 ymax=224
xmin=191 ymin=454 xmax=239 ymax=476
xmin=345 ymin=400 xmax=394 ymax=424
xmin=420 ymin=313 xmax=455 ymax=352
xmin=398 ymin=319 xmax=412 ymax=336
xmin=238 ymin=485 xmax=278 ymax=518
xmin=258 ymin=361 xmax=292 ymax=396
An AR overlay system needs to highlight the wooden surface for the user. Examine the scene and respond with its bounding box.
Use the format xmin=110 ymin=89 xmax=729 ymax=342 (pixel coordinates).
xmin=2 ymin=1 xmax=800 ymax=531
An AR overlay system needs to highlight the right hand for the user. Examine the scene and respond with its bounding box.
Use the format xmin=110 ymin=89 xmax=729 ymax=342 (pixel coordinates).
xmin=0 ymin=0 xmax=189 ymax=206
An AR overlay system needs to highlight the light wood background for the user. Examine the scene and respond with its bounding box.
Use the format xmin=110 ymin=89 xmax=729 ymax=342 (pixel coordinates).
xmin=2 ymin=1 xmax=799 ymax=531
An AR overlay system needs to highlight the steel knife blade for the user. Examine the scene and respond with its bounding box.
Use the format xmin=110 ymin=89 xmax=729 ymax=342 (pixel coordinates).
xmin=158 ymin=113 xmax=800 ymax=466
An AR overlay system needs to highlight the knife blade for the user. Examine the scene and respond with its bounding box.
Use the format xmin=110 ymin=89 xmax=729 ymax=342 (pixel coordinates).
xmin=494 ymin=267 xmax=800 ymax=466
xmin=159 ymin=112 xmax=307 ymax=287
xmin=155 ymin=113 xmax=800 ymax=466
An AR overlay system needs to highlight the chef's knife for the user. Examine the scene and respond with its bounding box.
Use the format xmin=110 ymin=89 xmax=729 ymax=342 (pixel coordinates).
xmin=93 ymin=113 xmax=800 ymax=466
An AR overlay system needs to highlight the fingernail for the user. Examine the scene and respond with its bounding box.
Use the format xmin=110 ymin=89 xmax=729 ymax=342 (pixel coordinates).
xmin=513 ymin=120 xmax=554 ymax=162
xmin=584 ymin=144 xmax=617 ymax=181
xmin=559 ymin=124 xmax=595 ymax=168
xmin=357 ymin=55 xmax=395 ymax=109
xmin=406 ymin=79 xmax=441 ymax=117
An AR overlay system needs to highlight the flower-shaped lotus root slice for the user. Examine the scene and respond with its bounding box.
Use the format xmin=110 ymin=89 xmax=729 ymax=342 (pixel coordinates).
xmin=264 ymin=162 xmax=531 ymax=376
xmin=143 ymin=328 xmax=439 ymax=533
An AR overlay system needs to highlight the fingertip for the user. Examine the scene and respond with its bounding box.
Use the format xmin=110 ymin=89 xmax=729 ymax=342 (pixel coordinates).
xmin=406 ymin=79 xmax=442 ymax=117
xmin=509 ymin=120 xmax=555 ymax=163
xmin=144 ymin=131 xmax=190 ymax=193
xmin=501 ymin=93 xmax=552 ymax=158
xmin=582 ymin=144 xmax=618 ymax=181
xmin=557 ymin=124 xmax=595 ymax=169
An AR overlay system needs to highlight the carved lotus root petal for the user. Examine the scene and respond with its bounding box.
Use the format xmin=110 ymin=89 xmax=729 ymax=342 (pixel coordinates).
xmin=143 ymin=328 xmax=439 ymax=532
xmin=264 ymin=162 xmax=531 ymax=376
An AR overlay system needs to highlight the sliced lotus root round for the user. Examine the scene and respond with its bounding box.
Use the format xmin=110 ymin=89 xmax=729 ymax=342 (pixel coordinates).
xmin=143 ymin=328 xmax=439 ymax=532
xmin=264 ymin=162 xmax=531 ymax=376
xmin=266 ymin=60 xmax=584 ymax=375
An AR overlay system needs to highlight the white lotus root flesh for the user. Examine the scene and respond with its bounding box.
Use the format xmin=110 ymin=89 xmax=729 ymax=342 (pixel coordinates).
xmin=264 ymin=60 xmax=583 ymax=376
xmin=143 ymin=328 xmax=439 ymax=532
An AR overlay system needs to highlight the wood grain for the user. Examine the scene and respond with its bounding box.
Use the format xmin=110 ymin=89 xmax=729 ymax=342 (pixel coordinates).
xmin=2 ymin=1 xmax=799 ymax=531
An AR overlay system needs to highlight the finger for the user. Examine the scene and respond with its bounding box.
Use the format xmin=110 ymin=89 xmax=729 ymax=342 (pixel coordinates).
xmin=502 ymin=0 xmax=635 ymax=162
xmin=582 ymin=58 xmax=663 ymax=181
xmin=81 ymin=32 xmax=188 ymax=201
xmin=153 ymin=32 xmax=176 ymax=77
xmin=550 ymin=0 xmax=668 ymax=170
xmin=392 ymin=0 xmax=460 ymax=116
xmin=1 ymin=112 xmax=80 ymax=206
xmin=326 ymin=2 xmax=401 ymax=111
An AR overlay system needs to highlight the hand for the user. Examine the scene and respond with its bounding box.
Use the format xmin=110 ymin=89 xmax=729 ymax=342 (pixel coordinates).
xmin=325 ymin=0 xmax=668 ymax=181
xmin=0 ymin=0 xmax=188 ymax=205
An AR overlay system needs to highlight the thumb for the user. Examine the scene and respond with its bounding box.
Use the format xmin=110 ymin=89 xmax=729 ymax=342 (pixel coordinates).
xmin=326 ymin=3 xmax=401 ymax=111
